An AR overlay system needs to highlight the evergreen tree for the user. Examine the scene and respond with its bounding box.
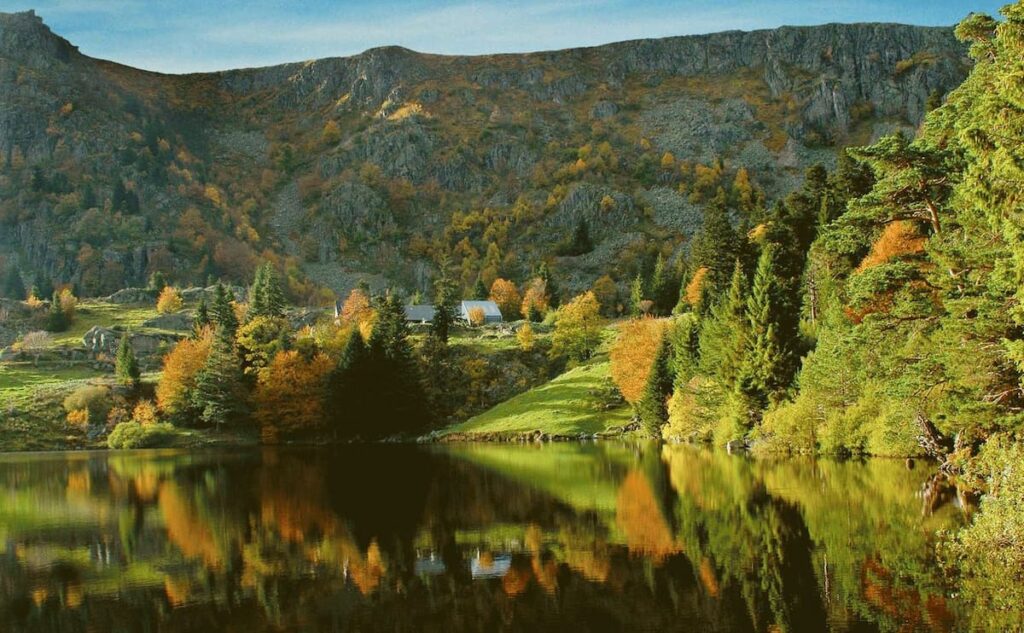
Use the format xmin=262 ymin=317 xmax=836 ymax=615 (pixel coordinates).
xmin=698 ymin=261 xmax=748 ymax=389
xmin=148 ymin=271 xmax=167 ymax=293
xmin=327 ymin=330 xmax=371 ymax=437
xmin=689 ymin=193 xmax=741 ymax=296
xmin=636 ymin=334 xmax=674 ymax=437
xmin=2 ymin=265 xmax=25 ymax=300
xmin=738 ymin=244 xmax=787 ymax=410
xmin=536 ymin=261 xmax=560 ymax=307
xmin=45 ymin=291 xmax=69 ymax=332
xmin=111 ymin=180 xmax=127 ymax=211
xmin=193 ymin=297 xmax=211 ymax=333
xmin=115 ymin=333 xmax=141 ymax=389
xmin=247 ymin=262 xmax=285 ymax=320
xmin=364 ymin=293 xmax=428 ymax=436
xmin=190 ymin=327 xmax=246 ymax=429
xmin=649 ymin=253 xmax=679 ymax=315
xmin=629 ymin=274 xmax=645 ymax=317
xmin=431 ymin=260 xmax=459 ymax=344
xmin=209 ymin=282 xmax=239 ymax=337
xmin=31 ymin=273 xmax=53 ymax=301
xmin=566 ymin=218 xmax=594 ymax=255
xmin=472 ymin=276 xmax=488 ymax=300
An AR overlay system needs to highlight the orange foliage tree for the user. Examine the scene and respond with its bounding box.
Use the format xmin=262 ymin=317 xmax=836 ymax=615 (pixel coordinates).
xmin=856 ymin=220 xmax=927 ymax=272
xmin=683 ymin=266 xmax=709 ymax=307
xmin=254 ymin=350 xmax=333 ymax=443
xmin=156 ymin=329 xmax=213 ymax=418
xmin=520 ymin=278 xmax=550 ymax=320
xmin=489 ymin=278 xmax=521 ymax=320
xmin=610 ymin=318 xmax=669 ymax=403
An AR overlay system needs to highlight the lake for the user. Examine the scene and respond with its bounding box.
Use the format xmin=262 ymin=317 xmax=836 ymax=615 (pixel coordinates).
xmin=0 ymin=443 xmax=972 ymax=632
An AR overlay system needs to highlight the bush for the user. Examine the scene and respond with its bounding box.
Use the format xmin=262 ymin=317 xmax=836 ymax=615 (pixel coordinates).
xmin=63 ymin=385 xmax=111 ymax=426
xmin=156 ymin=286 xmax=184 ymax=314
xmin=940 ymin=437 xmax=1024 ymax=630
xmin=107 ymin=421 xmax=180 ymax=449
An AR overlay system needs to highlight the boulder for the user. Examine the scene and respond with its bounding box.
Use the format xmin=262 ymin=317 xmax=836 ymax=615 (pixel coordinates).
xmin=102 ymin=288 xmax=154 ymax=305
xmin=82 ymin=326 xmax=180 ymax=357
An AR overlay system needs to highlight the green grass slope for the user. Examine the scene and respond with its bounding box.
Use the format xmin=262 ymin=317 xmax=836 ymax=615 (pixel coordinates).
xmin=439 ymin=356 xmax=632 ymax=439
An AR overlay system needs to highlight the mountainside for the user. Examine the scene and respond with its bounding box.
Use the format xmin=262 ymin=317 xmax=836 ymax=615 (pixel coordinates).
xmin=0 ymin=10 xmax=969 ymax=302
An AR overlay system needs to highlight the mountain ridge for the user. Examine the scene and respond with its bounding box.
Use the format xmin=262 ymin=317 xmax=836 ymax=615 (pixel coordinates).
xmin=0 ymin=10 xmax=970 ymax=305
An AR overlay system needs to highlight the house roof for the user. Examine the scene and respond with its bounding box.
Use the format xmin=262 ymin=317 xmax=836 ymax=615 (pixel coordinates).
xmin=404 ymin=304 xmax=437 ymax=321
xmin=460 ymin=300 xmax=502 ymax=317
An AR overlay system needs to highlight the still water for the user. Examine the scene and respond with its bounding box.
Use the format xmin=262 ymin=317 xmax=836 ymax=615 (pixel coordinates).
xmin=0 ymin=443 xmax=971 ymax=632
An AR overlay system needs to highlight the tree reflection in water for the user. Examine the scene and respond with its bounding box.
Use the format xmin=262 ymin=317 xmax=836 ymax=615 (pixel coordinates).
xmin=0 ymin=443 xmax=971 ymax=632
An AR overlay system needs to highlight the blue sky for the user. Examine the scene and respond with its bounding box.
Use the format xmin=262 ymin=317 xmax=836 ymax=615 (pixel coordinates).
xmin=0 ymin=1 xmax=1005 ymax=74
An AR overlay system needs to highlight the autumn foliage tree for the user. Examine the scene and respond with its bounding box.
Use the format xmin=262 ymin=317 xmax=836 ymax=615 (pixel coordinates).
xmin=550 ymin=291 xmax=602 ymax=362
xmin=254 ymin=350 xmax=332 ymax=442
xmin=156 ymin=329 xmax=213 ymax=421
xmin=521 ymin=278 xmax=549 ymax=321
xmin=156 ymin=286 xmax=184 ymax=314
xmin=489 ymin=278 xmax=522 ymax=320
xmin=610 ymin=318 xmax=669 ymax=404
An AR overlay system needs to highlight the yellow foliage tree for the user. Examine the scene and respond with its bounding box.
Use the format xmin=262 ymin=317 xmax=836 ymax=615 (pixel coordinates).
xmin=254 ymin=350 xmax=333 ymax=443
xmin=156 ymin=286 xmax=184 ymax=314
xmin=610 ymin=318 xmax=669 ymax=403
xmin=322 ymin=120 xmax=342 ymax=145
xmin=156 ymin=329 xmax=213 ymax=416
xmin=550 ymin=291 xmax=602 ymax=362
xmin=489 ymin=278 xmax=521 ymax=320
xmin=517 ymin=322 xmax=535 ymax=351
xmin=467 ymin=307 xmax=486 ymax=326
xmin=132 ymin=400 xmax=159 ymax=427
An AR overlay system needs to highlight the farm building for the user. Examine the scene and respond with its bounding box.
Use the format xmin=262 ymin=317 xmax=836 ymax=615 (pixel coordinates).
xmin=460 ymin=300 xmax=503 ymax=324
xmin=404 ymin=304 xmax=437 ymax=323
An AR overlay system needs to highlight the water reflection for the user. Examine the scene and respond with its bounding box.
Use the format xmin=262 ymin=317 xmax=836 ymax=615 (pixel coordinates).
xmin=0 ymin=444 xmax=970 ymax=632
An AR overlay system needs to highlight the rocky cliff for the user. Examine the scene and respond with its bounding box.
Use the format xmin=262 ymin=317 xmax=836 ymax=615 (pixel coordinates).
xmin=0 ymin=10 xmax=969 ymax=300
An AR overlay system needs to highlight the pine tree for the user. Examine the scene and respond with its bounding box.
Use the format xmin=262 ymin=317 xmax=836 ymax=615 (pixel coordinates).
xmin=649 ymin=253 xmax=679 ymax=315
xmin=193 ymin=297 xmax=211 ymax=333
xmin=364 ymin=293 xmax=428 ymax=436
xmin=190 ymin=327 xmax=246 ymax=429
xmin=116 ymin=333 xmax=141 ymax=389
xmin=148 ymin=271 xmax=167 ymax=293
xmin=738 ymin=244 xmax=787 ymax=410
xmin=689 ymin=194 xmax=741 ymax=295
xmin=209 ymin=282 xmax=238 ymax=337
xmin=636 ymin=333 xmax=674 ymax=437
xmin=698 ymin=261 xmax=748 ymax=389
xmin=568 ymin=218 xmax=593 ymax=255
xmin=431 ymin=258 xmax=459 ymax=344
xmin=327 ymin=331 xmax=370 ymax=437
xmin=2 ymin=265 xmax=25 ymax=300
xmin=248 ymin=262 xmax=285 ymax=320
xmin=45 ymin=291 xmax=69 ymax=332
xmin=472 ymin=276 xmax=488 ymax=300
xmin=30 ymin=273 xmax=53 ymax=301
xmin=629 ymin=274 xmax=645 ymax=318
xmin=536 ymin=261 xmax=560 ymax=307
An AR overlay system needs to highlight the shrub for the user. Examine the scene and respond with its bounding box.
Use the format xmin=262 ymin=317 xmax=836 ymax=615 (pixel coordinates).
xmin=63 ymin=385 xmax=111 ymax=426
xmin=156 ymin=286 xmax=184 ymax=314
xmin=467 ymin=307 xmax=486 ymax=326
xmin=517 ymin=323 xmax=535 ymax=352
xmin=107 ymin=421 xmax=179 ymax=449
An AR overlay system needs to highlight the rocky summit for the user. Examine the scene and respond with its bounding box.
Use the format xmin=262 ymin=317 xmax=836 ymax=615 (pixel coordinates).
xmin=0 ymin=10 xmax=968 ymax=300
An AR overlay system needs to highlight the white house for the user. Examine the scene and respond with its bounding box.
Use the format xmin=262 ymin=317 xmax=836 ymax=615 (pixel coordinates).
xmin=459 ymin=300 xmax=503 ymax=324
